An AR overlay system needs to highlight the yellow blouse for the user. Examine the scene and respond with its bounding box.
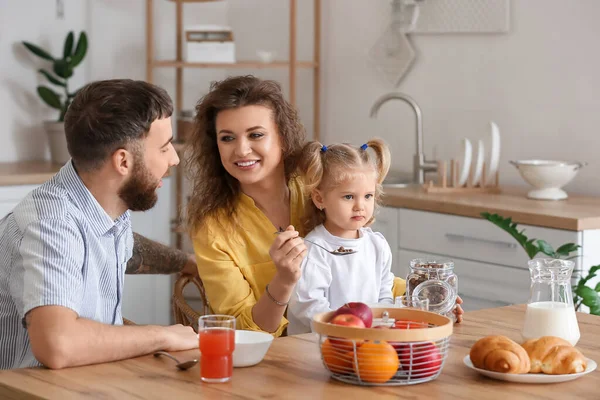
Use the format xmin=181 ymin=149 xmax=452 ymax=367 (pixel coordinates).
xmin=192 ymin=177 xmax=406 ymax=337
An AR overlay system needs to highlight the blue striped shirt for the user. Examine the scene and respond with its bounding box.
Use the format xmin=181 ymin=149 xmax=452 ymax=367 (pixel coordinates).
xmin=0 ymin=161 xmax=133 ymax=369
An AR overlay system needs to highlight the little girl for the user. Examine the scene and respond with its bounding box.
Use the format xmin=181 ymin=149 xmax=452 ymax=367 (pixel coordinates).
xmin=287 ymin=138 xmax=400 ymax=334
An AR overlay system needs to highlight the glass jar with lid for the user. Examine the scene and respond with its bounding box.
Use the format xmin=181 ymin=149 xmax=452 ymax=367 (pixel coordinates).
xmin=406 ymin=258 xmax=458 ymax=321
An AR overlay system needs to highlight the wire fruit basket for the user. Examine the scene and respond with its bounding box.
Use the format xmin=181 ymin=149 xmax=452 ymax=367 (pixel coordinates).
xmin=312 ymin=308 xmax=453 ymax=386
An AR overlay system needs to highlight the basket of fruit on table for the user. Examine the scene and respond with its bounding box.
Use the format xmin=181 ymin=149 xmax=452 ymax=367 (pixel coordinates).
xmin=312 ymin=302 xmax=453 ymax=386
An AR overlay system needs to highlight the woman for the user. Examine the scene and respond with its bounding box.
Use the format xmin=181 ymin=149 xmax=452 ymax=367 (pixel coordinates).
xmin=187 ymin=76 xmax=308 ymax=336
xmin=187 ymin=76 xmax=459 ymax=336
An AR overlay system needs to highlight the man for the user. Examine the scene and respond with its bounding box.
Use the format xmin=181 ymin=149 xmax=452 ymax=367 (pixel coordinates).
xmin=0 ymin=79 xmax=198 ymax=370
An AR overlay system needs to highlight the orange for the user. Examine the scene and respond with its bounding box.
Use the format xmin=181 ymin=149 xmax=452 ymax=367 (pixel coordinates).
xmin=329 ymin=335 xmax=363 ymax=352
xmin=353 ymin=340 xmax=399 ymax=384
xmin=321 ymin=339 xmax=354 ymax=374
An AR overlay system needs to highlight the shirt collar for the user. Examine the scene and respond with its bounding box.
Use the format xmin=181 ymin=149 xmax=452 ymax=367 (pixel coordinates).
xmin=57 ymin=160 xmax=130 ymax=236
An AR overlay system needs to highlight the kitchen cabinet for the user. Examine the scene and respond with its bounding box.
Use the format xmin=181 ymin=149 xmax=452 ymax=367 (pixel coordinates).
xmin=371 ymin=206 xmax=600 ymax=311
xmin=0 ymin=179 xmax=174 ymax=325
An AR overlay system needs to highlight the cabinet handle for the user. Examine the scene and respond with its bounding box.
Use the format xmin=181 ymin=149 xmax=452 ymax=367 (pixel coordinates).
xmin=445 ymin=233 xmax=517 ymax=249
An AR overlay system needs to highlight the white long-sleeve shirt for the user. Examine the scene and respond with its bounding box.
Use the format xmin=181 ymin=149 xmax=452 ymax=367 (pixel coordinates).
xmin=287 ymin=224 xmax=394 ymax=335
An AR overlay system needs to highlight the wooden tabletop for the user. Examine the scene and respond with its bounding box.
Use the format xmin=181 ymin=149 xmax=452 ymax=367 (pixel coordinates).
xmin=0 ymin=161 xmax=62 ymax=186
xmin=0 ymin=305 xmax=597 ymax=399
xmin=383 ymin=185 xmax=600 ymax=231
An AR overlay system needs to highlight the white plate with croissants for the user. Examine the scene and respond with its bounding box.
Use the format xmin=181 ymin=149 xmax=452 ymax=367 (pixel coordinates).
xmin=465 ymin=335 xmax=597 ymax=383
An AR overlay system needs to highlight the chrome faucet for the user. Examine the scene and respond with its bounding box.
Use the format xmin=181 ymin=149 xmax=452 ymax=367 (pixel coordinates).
xmin=370 ymin=92 xmax=438 ymax=185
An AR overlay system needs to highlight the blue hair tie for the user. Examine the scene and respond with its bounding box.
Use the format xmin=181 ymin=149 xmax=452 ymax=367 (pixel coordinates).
xmin=321 ymin=145 xmax=328 ymax=152
xmin=360 ymin=143 xmax=368 ymax=151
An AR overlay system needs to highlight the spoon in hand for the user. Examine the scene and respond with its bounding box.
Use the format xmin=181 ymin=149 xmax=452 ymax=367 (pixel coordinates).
xmin=154 ymin=351 xmax=198 ymax=370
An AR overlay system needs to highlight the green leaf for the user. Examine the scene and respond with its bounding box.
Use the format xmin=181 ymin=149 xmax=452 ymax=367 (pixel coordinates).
xmin=595 ymin=282 xmax=600 ymax=292
xmin=536 ymin=240 xmax=556 ymax=258
xmin=63 ymin=31 xmax=74 ymax=59
xmin=480 ymin=212 xmax=540 ymax=259
xmin=590 ymin=305 xmax=600 ymax=316
xmin=69 ymin=32 xmax=88 ymax=68
xmin=576 ymin=286 xmax=600 ymax=310
xmin=555 ymin=243 xmax=581 ymax=257
xmin=53 ymin=59 xmax=73 ymax=79
xmin=22 ymin=41 xmax=54 ymax=61
xmin=37 ymin=86 xmax=62 ymax=109
xmin=38 ymin=69 xmax=66 ymax=87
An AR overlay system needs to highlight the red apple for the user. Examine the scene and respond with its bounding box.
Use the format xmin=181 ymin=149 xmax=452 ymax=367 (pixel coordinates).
xmin=329 ymin=314 xmax=365 ymax=351
xmin=392 ymin=320 xmax=427 ymax=330
xmin=329 ymin=313 xmax=366 ymax=328
xmin=330 ymin=302 xmax=373 ymax=328
xmin=397 ymin=342 xmax=442 ymax=379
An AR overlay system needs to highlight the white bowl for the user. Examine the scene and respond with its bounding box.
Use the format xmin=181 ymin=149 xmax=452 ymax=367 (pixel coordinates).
xmin=510 ymin=160 xmax=586 ymax=200
xmin=233 ymin=330 xmax=273 ymax=367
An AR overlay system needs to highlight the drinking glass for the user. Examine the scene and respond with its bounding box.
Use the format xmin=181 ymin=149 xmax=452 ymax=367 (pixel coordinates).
xmin=198 ymin=315 xmax=236 ymax=383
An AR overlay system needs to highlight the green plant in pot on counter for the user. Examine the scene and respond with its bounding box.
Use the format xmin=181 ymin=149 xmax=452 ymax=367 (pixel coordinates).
xmin=21 ymin=31 xmax=88 ymax=164
xmin=482 ymin=212 xmax=600 ymax=316
xmin=22 ymin=31 xmax=88 ymax=121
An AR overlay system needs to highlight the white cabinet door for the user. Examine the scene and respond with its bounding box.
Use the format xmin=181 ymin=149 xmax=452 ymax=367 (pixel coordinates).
xmin=397 ymin=249 xmax=529 ymax=312
xmin=0 ymin=185 xmax=39 ymax=218
xmin=398 ymin=209 xmax=581 ymax=271
xmin=370 ymin=207 xmax=401 ymax=276
xmin=124 ymin=177 xmax=174 ymax=326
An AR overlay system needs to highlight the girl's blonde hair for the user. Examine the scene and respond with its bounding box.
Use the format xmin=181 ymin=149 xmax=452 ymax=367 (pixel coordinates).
xmin=298 ymin=138 xmax=391 ymax=233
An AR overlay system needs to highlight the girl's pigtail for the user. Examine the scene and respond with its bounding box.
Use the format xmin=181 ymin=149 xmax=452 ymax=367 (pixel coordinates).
xmin=366 ymin=138 xmax=391 ymax=185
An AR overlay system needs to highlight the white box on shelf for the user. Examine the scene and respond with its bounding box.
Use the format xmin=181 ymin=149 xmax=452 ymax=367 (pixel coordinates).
xmin=185 ymin=24 xmax=235 ymax=63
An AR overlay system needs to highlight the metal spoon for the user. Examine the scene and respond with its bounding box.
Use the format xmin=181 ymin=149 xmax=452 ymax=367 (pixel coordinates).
xmin=274 ymin=229 xmax=358 ymax=256
xmin=154 ymin=351 xmax=198 ymax=370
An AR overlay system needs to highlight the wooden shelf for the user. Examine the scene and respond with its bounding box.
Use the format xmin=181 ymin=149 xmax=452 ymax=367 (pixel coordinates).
xmin=152 ymin=60 xmax=318 ymax=69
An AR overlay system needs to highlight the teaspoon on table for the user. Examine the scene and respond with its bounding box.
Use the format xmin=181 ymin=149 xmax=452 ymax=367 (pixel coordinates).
xmin=154 ymin=351 xmax=198 ymax=370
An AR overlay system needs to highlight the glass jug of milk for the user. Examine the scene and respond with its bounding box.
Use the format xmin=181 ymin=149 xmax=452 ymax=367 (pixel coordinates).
xmin=521 ymin=258 xmax=580 ymax=345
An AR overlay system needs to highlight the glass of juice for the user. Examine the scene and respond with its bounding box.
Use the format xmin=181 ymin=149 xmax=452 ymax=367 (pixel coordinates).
xmin=198 ymin=315 xmax=236 ymax=383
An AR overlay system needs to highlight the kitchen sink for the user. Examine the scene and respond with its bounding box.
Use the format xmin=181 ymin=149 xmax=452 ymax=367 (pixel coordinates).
xmin=382 ymin=170 xmax=415 ymax=188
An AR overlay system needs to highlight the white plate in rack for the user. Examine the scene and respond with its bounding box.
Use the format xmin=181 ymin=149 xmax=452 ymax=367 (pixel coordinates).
xmin=463 ymin=355 xmax=597 ymax=383
xmin=485 ymin=121 xmax=501 ymax=184
xmin=457 ymin=138 xmax=472 ymax=186
xmin=471 ymin=139 xmax=485 ymax=186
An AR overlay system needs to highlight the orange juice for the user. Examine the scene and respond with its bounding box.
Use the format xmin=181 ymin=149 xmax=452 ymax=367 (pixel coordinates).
xmin=199 ymin=328 xmax=235 ymax=382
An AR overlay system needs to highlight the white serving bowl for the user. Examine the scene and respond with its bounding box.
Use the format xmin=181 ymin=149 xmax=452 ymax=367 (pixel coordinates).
xmin=510 ymin=160 xmax=586 ymax=200
xmin=233 ymin=330 xmax=273 ymax=367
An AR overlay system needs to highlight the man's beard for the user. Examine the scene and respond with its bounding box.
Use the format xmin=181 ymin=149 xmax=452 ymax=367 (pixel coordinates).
xmin=118 ymin=159 xmax=159 ymax=212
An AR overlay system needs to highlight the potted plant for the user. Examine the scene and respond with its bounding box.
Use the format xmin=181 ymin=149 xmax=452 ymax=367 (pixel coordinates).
xmin=22 ymin=31 xmax=88 ymax=164
xmin=482 ymin=212 xmax=600 ymax=315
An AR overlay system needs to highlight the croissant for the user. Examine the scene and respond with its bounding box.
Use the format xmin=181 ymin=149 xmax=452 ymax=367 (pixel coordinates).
xmin=470 ymin=335 xmax=531 ymax=374
xmin=521 ymin=336 xmax=587 ymax=374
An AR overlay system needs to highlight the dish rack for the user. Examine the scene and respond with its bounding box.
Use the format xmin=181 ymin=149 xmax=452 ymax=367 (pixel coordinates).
xmin=423 ymin=160 xmax=500 ymax=193
xmin=312 ymin=308 xmax=453 ymax=386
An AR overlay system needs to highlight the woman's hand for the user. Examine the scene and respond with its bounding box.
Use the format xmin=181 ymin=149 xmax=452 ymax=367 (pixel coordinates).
xmin=269 ymin=225 xmax=307 ymax=287
xmin=454 ymin=296 xmax=464 ymax=323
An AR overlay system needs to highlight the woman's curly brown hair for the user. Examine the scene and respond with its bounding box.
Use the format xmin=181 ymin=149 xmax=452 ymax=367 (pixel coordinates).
xmin=186 ymin=75 xmax=306 ymax=234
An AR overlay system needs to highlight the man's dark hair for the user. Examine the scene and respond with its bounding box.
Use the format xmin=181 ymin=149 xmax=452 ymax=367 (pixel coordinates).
xmin=64 ymin=79 xmax=173 ymax=171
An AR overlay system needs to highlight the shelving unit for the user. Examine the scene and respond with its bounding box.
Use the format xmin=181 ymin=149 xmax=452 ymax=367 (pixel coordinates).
xmin=146 ymin=0 xmax=321 ymax=249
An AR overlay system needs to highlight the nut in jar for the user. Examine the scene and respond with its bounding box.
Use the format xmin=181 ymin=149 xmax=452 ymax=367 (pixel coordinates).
xmin=406 ymin=258 xmax=458 ymax=321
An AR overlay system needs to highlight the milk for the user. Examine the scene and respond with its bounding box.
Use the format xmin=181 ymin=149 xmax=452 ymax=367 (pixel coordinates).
xmin=521 ymin=301 xmax=580 ymax=346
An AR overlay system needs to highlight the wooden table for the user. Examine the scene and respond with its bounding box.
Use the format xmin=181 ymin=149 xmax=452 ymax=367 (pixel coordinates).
xmin=0 ymin=305 xmax=598 ymax=399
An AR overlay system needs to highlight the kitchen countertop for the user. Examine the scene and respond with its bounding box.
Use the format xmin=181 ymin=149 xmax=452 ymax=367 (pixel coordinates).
xmin=0 ymin=161 xmax=62 ymax=186
xmin=2 ymin=161 xmax=599 ymax=231
xmin=383 ymin=185 xmax=600 ymax=231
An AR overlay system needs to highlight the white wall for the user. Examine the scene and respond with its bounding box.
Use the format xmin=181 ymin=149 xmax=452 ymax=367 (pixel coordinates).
xmin=0 ymin=0 xmax=88 ymax=161
xmin=2 ymin=0 xmax=600 ymax=195
xmin=321 ymin=0 xmax=600 ymax=195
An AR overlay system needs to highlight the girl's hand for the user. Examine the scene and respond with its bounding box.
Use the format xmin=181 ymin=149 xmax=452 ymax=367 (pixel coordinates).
xmin=269 ymin=225 xmax=307 ymax=287
xmin=454 ymin=296 xmax=464 ymax=323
